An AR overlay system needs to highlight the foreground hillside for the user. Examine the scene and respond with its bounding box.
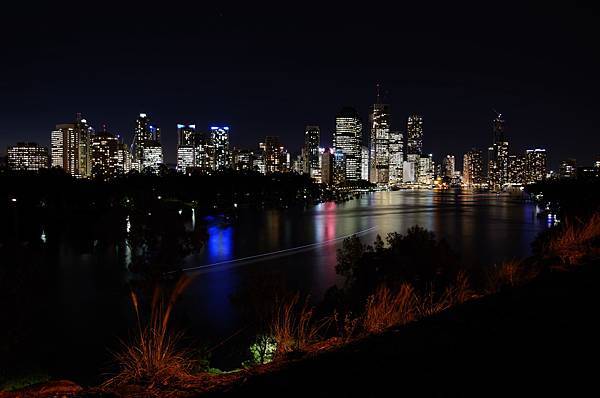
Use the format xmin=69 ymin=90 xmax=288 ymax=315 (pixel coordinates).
xmin=202 ymin=263 xmax=599 ymax=397
xmin=5 ymin=261 xmax=597 ymax=397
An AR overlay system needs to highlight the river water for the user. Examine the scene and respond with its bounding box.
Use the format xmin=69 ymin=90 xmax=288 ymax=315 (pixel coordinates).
xmin=45 ymin=190 xmax=549 ymax=382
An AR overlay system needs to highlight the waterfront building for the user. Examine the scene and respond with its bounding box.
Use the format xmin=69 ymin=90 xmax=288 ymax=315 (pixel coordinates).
xmin=361 ymin=146 xmax=369 ymax=181
xmin=406 ymin=115 xmax=423 ymax=156
xmin=7 ymin=142 xmax=49 ymax=171
xmin=141 ymin=141 xmax=163 ymax=173
xmin=442 ymin=154 xmax=455 ymax=178
xmin=389 ymin=131 xmax=404 ymax=182
xmin=321 ymin=148 xmax=334 ymax=185
xmin=369 ymin=100 xmax=390 ymax=184
xmin=259 ymin=136 xmax=286 ymax=174
xmin=559 ymin=159 xmax=577 ymax=179
xmin=90 ymin=127 xmax=122 ymax=179
xmin=303 ymin=125 xmax=320 ymax=178
xmin=508 ymin=154 xmax=527 ymax=185
xmin=51 ymin=113 xmax=93 ymax=177
xmin=209 ymin=126 xmax=231 ymax=170
xmin=334 ymin=107 xmax=362 ymax=181
xmin=487 ymin=113 xmax=509 ymax=190
xmin=463 ymin=148 xmax=485 ymax=186
xmin=402 ymin=160 xmax=416 ymax=183
xmin=232 ymin=148 xmax=255 ymax=171
xmin=333 ymin=149 xmax=346 ymax=185
xmin=418 ymin=154 xmax=434 ymax=186
xmin=525 ymin=148 xmax=547 ymax=183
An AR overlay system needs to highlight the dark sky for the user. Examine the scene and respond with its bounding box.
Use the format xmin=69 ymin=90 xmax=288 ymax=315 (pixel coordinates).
xmin=1 ymin=1 xmax=599 ymax=168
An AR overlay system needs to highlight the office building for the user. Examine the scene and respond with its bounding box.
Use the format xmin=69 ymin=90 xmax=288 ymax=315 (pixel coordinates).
xmin=7 ymin=142 xmax=49 ymax=171
xmin=334 ymin=107 xmax=362 ymax=181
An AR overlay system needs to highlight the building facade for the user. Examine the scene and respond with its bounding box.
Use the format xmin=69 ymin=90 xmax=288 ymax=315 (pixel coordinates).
xmin=7 ymin=142 xmax=49 ymax=171
xmin=334 ymin=107 xmax=362 ymax=181
xmin=369 ymin=103 xmax=390 ymax=184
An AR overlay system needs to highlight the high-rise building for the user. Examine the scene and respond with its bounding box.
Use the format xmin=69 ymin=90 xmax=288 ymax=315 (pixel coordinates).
xmin=463 ymin=148 xmax=485 ymax=187
xmin=232 ymin=148 xmax=255 ymax=171
xmin=559 ymin=159 xmax=577 ymax=179
xmin=334 ymin=107 xmax=362 ymax=181
xmin=442 ymin=155 xmax=455 ymax=178
xmin=525 ymin=148 xmax=547 ymax=183
xmin=403 ymin=153 xmax=420 ymax=183
xmin=487 ymin=113 xmax=509 ymax=190
xmin=260 ymin=136 xmax=286 ymax=174
xmin=90 ymin=127 xmax=122 ymax=179
xmin=508 ymin=154 xmax=527 ymax=185
xmin=361 ymin=146 xmax=370 ymax=181
xmin=333 ymin=149 xmax=346 ymax=185
xmin=210 ymin=126 xmax=231 ymax=170
xmin=131 ymin=113 xmax=162 ymax=172
xmin=141 ymin=142 xmax=164 ymax=174
xmin=406 ymin=115 xmax=423 ymax=156
xmin=388 ymin=131 xmax=404 ymax=182
xmin=176 ymin=124 xmax=206 ymax=174
xmin=418 ymin=154 xmax=434 ymax=186
xmin=369 ymin=101 xmax=390 ymax=184
xmin=7 ymin=142 xmax=49 ymax=171
xmin=321 ymin=148 xmax=334 ymax=185
xmin=50 ymin=113 xmax=93 ymax=177
xmin=303 ymin=126 xmax=320 ymax=178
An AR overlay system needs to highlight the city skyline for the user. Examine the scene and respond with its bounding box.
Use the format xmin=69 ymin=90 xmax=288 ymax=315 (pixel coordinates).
xmin=2 ymin=3 xmax=600 ymax=169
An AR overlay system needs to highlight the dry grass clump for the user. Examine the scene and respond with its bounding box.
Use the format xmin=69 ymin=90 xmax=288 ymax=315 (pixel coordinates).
xmin=486 ymin=258 xmax=543 ymax=294
xmin=361 ymin=272 xmax=475 ymax=334
xmin=103 ymin=276 xmax=195 ymax=391
xmin=545 ymin=213 xmax=600 ymax=266
xmin=363 ymin=284 xmax=416 ymax=333
xmin=270 ymin=294 xmax=327 ymax=356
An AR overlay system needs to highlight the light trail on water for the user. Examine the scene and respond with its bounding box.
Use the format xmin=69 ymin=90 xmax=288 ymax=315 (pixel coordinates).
xmin=178 ymin=226 xmax=377 ymax=274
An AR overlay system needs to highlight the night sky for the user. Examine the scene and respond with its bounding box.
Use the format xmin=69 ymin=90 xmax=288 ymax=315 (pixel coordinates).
xmin=1 ymin=2 xmax=599 ymax=168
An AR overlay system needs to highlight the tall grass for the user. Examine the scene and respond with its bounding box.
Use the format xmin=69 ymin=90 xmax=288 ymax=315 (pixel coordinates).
xmin=103 ymin=276 xmax=194 ymax=390
xmin=270 ymin=294 xmax=327 ymax=356
xmin=363 ymin=284 xmax=416 ymax=333
xmin=545 ymin=213 xmax=600 ymax=266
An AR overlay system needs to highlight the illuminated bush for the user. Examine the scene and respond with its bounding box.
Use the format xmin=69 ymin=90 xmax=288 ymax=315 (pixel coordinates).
xmin=244 ymin=335 xmax=277 ymax=367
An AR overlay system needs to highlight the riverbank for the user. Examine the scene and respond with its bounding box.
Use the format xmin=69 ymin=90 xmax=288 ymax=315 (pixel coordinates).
xmin=3 ymin=258 xmax=598 ymax=397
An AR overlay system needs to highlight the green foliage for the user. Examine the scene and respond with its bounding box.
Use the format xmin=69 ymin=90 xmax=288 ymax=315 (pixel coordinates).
xmin=0 ymin=372 xmax=50 ymax=392
xmin=243 ymin=335 xmax=277 ymax=367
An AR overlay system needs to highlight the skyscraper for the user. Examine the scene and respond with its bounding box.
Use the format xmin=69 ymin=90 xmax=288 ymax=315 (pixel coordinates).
xmin=488 ymin=113 xmax=509 ymax=190
xmin=334 ymin=107 xmax=362 ymax=181
xmin=260 ymin=136 xmax=285 ymax=174
xmin=176 ymin=124 xmax=205 ymax=174
xmin=303 ymin=126 xmax=320 ymax=178
xmin=90 ymin=127 xmax=127 ymax=179
xmin=210 ymin=126 xmax=231 ymax=170
xmin=388 ymin=131 xmax=404 ymax=182
xmin=7 ymin=142 xmax=49 ymax=171
xmin=50 ymin=113 xmax=93 ymax=177
xmin=369 ymin=100 xmax=391 ymax=184
xmin=463 ymin=149 xmax=485 ymax=187
xmin=406 ymin=115 xmax=423 ymax=156
xmin=442 ymin=155 xmax=455 ymax=178
xmin=508 ymin=154 xmax=527 ymax=185
xmin=525 ymin=148 xmax=547 ymax=183
xmin=361 ymin=146 xmax=370 ymax=181
xmin=321 ymin=148 xmax=334 ymax=185
xmin=131 ymin=113 xmax=162 ymax=172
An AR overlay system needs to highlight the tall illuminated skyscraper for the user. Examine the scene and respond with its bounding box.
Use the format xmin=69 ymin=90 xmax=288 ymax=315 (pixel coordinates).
xmin=176 ymin=124 xmax=206 ymax=174
xmin=50 ymin=113 xmax=93 ymax=177
xmin=131 ymin=113 xmax=162 ymax=172
xmin=259 ymin=136 xmax=286 ymax=174
xmin=334 ymin=107 xmax=362 ymax=181
xmin=463 ymin=148 xmax=484 ymax=187
xmin=369 ymin=98 xmax=390 ymax=184
xmin=406 ymin=115 xmax=423 ymax=156
xmin=525 ymin=148 xmax=547 ymax=183
xmin=210 ymin=126 xmax=230 ymax=170
xmin=90 ymin=126 xmax=123 ymax=179
xmin=303 ymin=125 xmax=320 ymax=178
xmin=388 ymin=131 xmax=404 ymax=182
xmin=442 ymin=155 xmax=455 ymax=178
xmin=488 ymin=112 xmax=509 ymax=190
